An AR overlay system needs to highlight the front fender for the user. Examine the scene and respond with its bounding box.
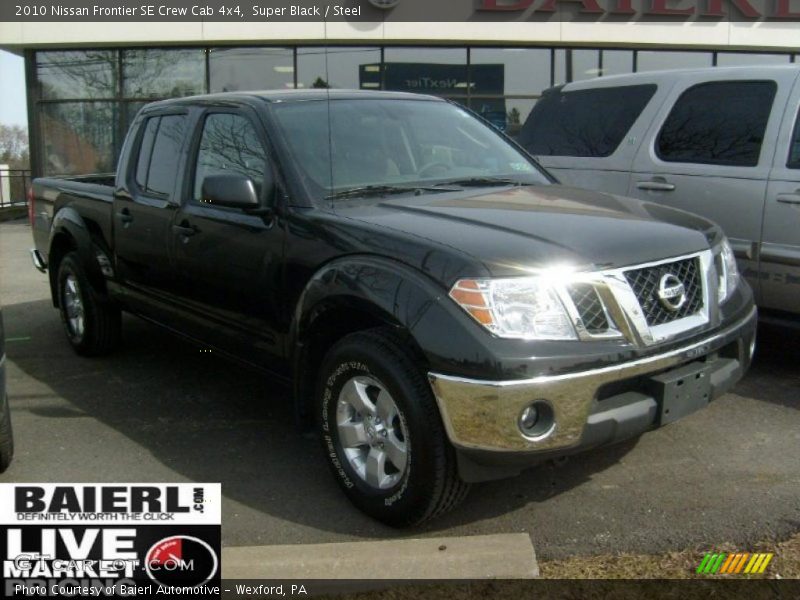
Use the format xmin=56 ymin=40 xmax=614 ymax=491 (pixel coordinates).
xmin=291 ymin=254 xmax=506 ymax=380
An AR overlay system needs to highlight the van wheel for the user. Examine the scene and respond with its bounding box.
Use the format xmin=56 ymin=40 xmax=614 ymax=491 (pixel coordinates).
xmin=316 ymin=328 xmax=469 ymax=527
xmin=57 ymin=252 xmax=121 ymax=356
xmin=0 ymin=392 xmax=13 ymax=473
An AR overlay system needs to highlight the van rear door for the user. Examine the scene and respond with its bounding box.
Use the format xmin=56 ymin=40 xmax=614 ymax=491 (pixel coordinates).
xmin=760 ymin=72 xmax=800 ymax=314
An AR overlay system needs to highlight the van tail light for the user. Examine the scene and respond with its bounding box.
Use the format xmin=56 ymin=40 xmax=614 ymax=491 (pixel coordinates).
xmin=27 ymin=185 xmax=35 ymax=226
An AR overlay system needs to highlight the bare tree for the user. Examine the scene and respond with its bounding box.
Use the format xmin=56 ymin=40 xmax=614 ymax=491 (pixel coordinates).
xmin=0 ymin=124 xmax=29 ymax=168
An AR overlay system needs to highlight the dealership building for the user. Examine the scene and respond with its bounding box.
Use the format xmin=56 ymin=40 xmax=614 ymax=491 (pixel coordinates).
xmin=1 ymin=2 xmax=799 ymax=177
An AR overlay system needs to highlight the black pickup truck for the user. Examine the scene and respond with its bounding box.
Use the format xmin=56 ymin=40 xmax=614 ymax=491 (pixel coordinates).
xmin=30 ymin=90 xmax=757 ymax=526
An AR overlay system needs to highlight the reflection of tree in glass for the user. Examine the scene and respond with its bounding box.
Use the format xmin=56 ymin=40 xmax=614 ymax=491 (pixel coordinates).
xmin=194 ymin=115 xmax=266 ymax=198
xmin=312 ymin=77 xmax=330 ymax=89
xmin=507 ymin=107 xmax=520 ymax=126
xmin=37 ymin=51 xmax=117 ymax=99
xmin=657 ymin=82 xmax=775 ymax=167
xmin=123 ymin=50 xmax=204 ymax=99
xmin=41 ymin=103 xmax=115 ymax=175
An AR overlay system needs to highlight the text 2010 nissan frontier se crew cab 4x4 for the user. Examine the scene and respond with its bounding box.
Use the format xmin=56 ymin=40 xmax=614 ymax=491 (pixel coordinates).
xmin=29 ymin=90 xmax=756 ymax=526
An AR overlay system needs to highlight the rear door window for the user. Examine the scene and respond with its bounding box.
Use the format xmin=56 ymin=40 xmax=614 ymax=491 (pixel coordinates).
xmin=656 ymin=80 xmax=776 ymax=167
xmin=517 ymin=84 xmax=657 ymax=158
xmin=146 ymin=115 xmax=187 ymax=196
xmin=133 ymin=114 xmax=187 ymax=198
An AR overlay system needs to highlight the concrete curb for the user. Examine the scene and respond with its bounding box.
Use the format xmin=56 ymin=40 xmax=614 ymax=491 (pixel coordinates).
xmin=222 ymin=533 xmax=538 ymax=580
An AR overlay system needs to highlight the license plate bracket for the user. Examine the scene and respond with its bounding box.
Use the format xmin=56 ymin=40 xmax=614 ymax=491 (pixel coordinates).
xmin=649 ymin=361 xmax=712 ymax=425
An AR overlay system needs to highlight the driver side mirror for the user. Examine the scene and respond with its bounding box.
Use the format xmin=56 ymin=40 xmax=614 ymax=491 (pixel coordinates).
xmin=201 ymin=173 xmax=274 ymax=211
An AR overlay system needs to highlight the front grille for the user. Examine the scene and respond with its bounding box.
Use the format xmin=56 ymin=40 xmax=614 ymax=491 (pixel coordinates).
xmin=623 ymin=257 xmax=703 ymax=326
xmin=568 ymin=283 xmax=610 ymax=334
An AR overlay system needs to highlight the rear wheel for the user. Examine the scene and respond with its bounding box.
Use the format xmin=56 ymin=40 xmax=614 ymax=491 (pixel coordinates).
xmin=57 ymin=252 xmax=121 ymax=356
xmin=316 ymin=328 xmax=469 ymax=527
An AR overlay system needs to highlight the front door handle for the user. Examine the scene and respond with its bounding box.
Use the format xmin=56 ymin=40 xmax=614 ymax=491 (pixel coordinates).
xmin=776 ymin=192 xmax=800 ymax=205
xmin=116 ymin=209 xmax=133 ymax=225
xmin=636 ymin=179 xmax=676 ymax=192
xmin=172 ymin=223 xmax=198 ymax=237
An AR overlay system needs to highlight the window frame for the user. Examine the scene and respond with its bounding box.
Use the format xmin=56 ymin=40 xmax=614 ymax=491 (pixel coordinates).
xmin=654 ymin=79 xmax=778 ymax=168
xmin=128 ymin=109 xmax=190 ymax=203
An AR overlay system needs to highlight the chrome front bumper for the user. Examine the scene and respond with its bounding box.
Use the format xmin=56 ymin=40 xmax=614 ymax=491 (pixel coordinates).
xmin=428 ymin=306 xmax=757 ymax=453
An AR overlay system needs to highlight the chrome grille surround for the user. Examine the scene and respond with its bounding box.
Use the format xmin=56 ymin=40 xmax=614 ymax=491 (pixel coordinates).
xmin=553 ymin=250 xmax=715 ymax=347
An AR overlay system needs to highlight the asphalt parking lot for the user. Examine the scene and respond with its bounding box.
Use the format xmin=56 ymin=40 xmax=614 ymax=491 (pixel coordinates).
xmin=1 ymin=218 xmax=798 ymax=559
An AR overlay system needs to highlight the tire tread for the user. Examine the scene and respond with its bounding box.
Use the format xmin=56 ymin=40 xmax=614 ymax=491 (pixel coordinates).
xmin=324 ymin=327 xmax=469 ymax=526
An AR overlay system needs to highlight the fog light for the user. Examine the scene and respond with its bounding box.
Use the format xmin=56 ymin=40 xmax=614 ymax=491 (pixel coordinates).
xmin=518 ymin=400 xmax=556 ymax=441
xmin=520 ymin=405 xmax=539 ymax=430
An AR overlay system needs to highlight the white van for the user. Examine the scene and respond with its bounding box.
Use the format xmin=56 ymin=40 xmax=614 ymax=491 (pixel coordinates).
xmin=517 ymin=65 xmax=800 ymax=323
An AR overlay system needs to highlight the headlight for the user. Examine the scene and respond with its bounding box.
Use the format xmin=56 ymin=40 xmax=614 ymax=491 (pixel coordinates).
xmin=716 ymin=237 xmax=740 ymax=304
xmin=449 ymin=277 xmax=577 ymax=340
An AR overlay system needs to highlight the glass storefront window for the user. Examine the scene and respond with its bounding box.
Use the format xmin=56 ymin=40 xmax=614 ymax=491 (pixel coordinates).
xmin=470 ymin=97 xmax=535 ymax=137
xmin=470 ymin=48 xmax=551 ymax=96
xmin=637 ymin=51 xmax=712 ymax=73
xmin=716 ymin=53 xmax=791 ymax=67
xmin=572 ymin=50 xmax=601 ymax=82
xmin=123 ymin=49 xmax=205 ymax=98
xmin=37 ymin=50 xmax=118 ymax=100
xmin=297 ymin=47 xmax=381 ymax=89
xmin=383 ymin=48 xmax=468 ymax=96
xmin=33 ymin=44 xmax=796 ymax=179
xmin=209 ymin=47 xmax=295 ymax=92
xmin=40 ymin=102 xmax=118 ymax=175
xmin=601 ymin=50 xmax=634 ymax=77
xmin=123 ymin=101 xmax=148 ymax=133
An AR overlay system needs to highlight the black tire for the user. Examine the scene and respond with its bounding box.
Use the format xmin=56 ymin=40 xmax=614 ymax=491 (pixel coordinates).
xmin=0 ymin=392 xmax=13 ymax=473
xmin=316 ymin=328 xmax=469 ymax=527
xmin=57 ymin=252 xmax=121 ymax=356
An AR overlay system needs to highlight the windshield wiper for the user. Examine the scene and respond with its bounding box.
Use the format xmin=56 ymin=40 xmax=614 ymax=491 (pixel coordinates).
xmin=326 ymin=184 xmax=451 ymax=201
xmin=433 ymin=176 xmax=525 ymax=188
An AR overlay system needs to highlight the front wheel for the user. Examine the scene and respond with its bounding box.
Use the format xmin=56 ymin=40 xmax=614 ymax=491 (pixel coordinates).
xmin=57 ymin=252 xmax=121 ymax=356
xmin=316 ymin=328 xmax=469 ymax=527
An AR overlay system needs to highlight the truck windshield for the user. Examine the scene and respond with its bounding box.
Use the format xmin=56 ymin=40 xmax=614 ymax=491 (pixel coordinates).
xmin=270 ymin=98 xmax=551 ymax=202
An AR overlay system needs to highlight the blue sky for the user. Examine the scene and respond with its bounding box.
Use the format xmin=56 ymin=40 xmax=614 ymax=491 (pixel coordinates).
xmin=0 ymin=50 xmax=28 ymax=127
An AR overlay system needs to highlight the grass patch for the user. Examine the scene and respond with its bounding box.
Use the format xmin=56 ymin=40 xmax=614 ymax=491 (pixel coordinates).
xmin=539 ymin=531 xmax=799 ymax=579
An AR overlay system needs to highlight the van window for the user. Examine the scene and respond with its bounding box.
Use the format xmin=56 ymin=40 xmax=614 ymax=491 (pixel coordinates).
xmin=657 ymin=81 xmax=776 ymax=167
xmin=788 ymin=106 xmax=800 ymax=169
xmin=516 ymin=84 xmax=657 ymax=158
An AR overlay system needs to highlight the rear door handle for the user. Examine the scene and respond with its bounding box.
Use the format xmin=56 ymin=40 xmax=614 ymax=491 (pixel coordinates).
xmin=636 ymin=180 xmax=676 ymax=192
xmin=173 ymin=223 xmax=198 ymax=237
xmin=116 ymin=209 xmax=133 ymax=225
xmin=776 ymin=192 xmax=800 ymax=205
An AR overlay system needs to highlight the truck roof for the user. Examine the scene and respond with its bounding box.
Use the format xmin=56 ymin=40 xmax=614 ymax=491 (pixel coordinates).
xmin=144 ymin=89 xmax=443 ymax=110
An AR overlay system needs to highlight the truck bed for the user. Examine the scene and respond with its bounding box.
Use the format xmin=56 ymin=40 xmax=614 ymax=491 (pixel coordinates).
xmin=30 ymin=173 xmax=116 ymax=262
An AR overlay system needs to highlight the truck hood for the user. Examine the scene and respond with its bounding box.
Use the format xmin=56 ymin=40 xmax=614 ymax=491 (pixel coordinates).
xmin=336 ymin=184 xmax=720 ymax=278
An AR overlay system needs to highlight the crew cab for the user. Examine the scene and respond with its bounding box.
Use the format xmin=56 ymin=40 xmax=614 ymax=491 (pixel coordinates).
xmin=29 ymin=90 xmax=757 ymax=526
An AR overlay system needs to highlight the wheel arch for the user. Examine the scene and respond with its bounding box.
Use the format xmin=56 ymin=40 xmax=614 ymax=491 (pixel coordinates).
xmin=48 ymin=207 xmax=111 ymax=308
xmin=291 ymin=256 xmax=441 ymax=429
